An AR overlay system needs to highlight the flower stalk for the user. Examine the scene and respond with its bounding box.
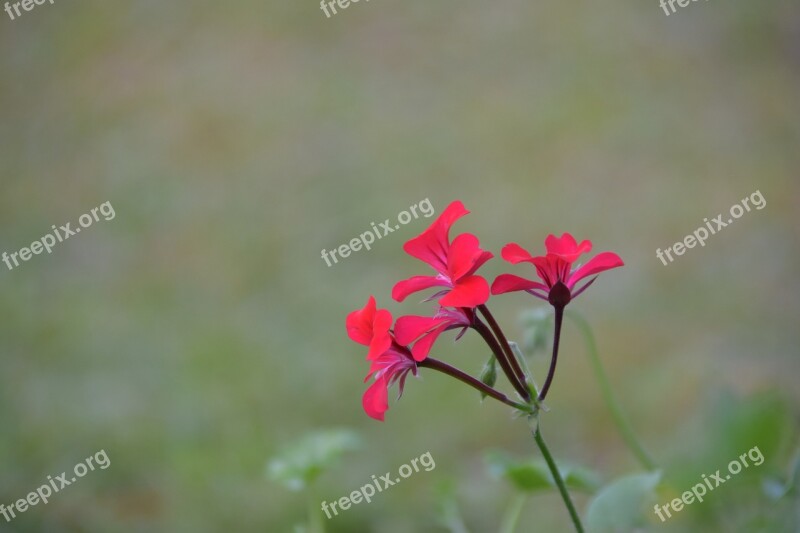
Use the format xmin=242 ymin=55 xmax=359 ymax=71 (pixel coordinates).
xmin=419 ymin=357 xmax=533 ymax=413
xmin=538 ymin=303 xmax=564 ymax=403
xmin=473 ymin=318 xmax=531 ymax=401
xmin=478 ymin=304 xmax=530 ymax=399
xmin=530 ymin=417 xmax=584 ymax=533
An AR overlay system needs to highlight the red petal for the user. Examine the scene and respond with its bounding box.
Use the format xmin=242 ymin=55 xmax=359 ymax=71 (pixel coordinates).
xmin=366 ymin=309 xmax=393 ymax=359
xmin=447 ymin=233 xmax=493 ymax=281
xmin=567 ymin=252 xmax=624 ymax=289
xmin=439 ymin=275 xmax=489 ymax=308
xmin=409 ymin=326 xmax=445 ymax=361
xmin=491 ymin=274 xmax=547 ymax=295
xmin=545 ymin=233 xmax=592 ymax=262
xmin=362 ymin=377 xmax=389 ymax=421
xmin=531 ymin=255 xmax=562 ymax=287
xmin=501 ymin=243 xmax=536 ymax=264
xmin=392 ymin=275 xmax=450 ymax=302
xmin=345 ymin=295 xmax=377 ymax=345
xmin=394 ymin=315 xmax=445 ymax=346
xmin=402 ymin=201 xmax=469 ymax=273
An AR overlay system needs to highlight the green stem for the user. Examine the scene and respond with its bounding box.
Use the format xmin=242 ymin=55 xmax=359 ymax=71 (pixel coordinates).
xmin=531 ymin=420 xmax=584 ymax=533
xmin=499 ymin=493 xmax=526 ymax=533
xmin=439 ymin=493 xmax=470 ymax=533
xmin=309 ymin=490 xmax=325 ymax=533
xmin=565 ymin=310 xmax=657 ymax=471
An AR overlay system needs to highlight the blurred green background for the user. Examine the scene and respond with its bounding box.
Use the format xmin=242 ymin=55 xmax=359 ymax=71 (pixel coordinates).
xmin=1 ymin=0 xmax=799 ymax=531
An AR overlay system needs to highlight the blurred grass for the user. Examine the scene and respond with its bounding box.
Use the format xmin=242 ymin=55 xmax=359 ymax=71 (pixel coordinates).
xmin=1 ymin=0 xmax=799 ymax=530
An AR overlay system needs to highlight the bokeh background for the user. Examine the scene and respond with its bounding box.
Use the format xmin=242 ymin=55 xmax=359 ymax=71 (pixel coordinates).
xmin=1 ymin=0 xmax=799 ymax=531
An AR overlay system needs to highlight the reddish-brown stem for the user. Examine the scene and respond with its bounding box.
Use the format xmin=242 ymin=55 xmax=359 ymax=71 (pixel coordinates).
xmin=537 ymin=304 xmax=564 ymax=402
xmin=473 ymin=319 xmax=531 ymax=401
xmin=478 ymin=304 xmax=529 ymax=399
xmin=419 ymin=357 xmax=532 ymax=413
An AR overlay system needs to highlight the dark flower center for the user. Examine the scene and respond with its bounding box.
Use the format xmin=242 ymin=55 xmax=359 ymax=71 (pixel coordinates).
xmin=548 ymin=281 xmax=571 ymax=308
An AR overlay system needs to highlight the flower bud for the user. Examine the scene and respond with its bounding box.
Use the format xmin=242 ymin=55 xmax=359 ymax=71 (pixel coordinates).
xmin=479 ymin=355 xmax=497 ymax=399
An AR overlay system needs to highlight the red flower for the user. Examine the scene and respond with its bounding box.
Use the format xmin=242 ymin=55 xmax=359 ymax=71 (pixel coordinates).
xmin=491 ymin=233 xmax=623 ymax=306
xmin=394 ymin=307 xmax=473 ymax=361
xmin=346 ymin=295 xmax=393 ymax=360
xmin=346 ymin=296 xmax=419 ymax=421
xmin=362 ymin=343 xmax=418 ymax=421
xmin=392 ymin=201 xmax=493 ymax=308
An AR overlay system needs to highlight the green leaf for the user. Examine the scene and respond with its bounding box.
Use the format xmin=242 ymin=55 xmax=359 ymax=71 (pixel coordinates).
xmin=764 ymin=450 xmax=800 ymax=500
xmin=585 ymin=470 xmax=662 ymax=532
xmin=666 ymin=392 xmax=796 ymax=502
xmin=563 ymin=464 xmax=603 ymax=493
xmin=786 ymin=452 xmax=800 ymax=496
xmin=705 ymin=392 xmax=793 ymax=465
xmin=763 ymin=477 xmax=788 ymax=500
xmin=486 ymin=451 xmax=601 ymax=493
xmin=434 ymin=479 xmax=469 ymax=533
xmin=487 ymin=451 xmax=552 ymax=492
xmin=267 ymin=429 xmax=360 ymax=491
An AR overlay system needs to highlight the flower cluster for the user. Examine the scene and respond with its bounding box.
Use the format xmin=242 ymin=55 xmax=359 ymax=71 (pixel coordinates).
xmin=346 ymin=200 xmax=623 ymax=420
